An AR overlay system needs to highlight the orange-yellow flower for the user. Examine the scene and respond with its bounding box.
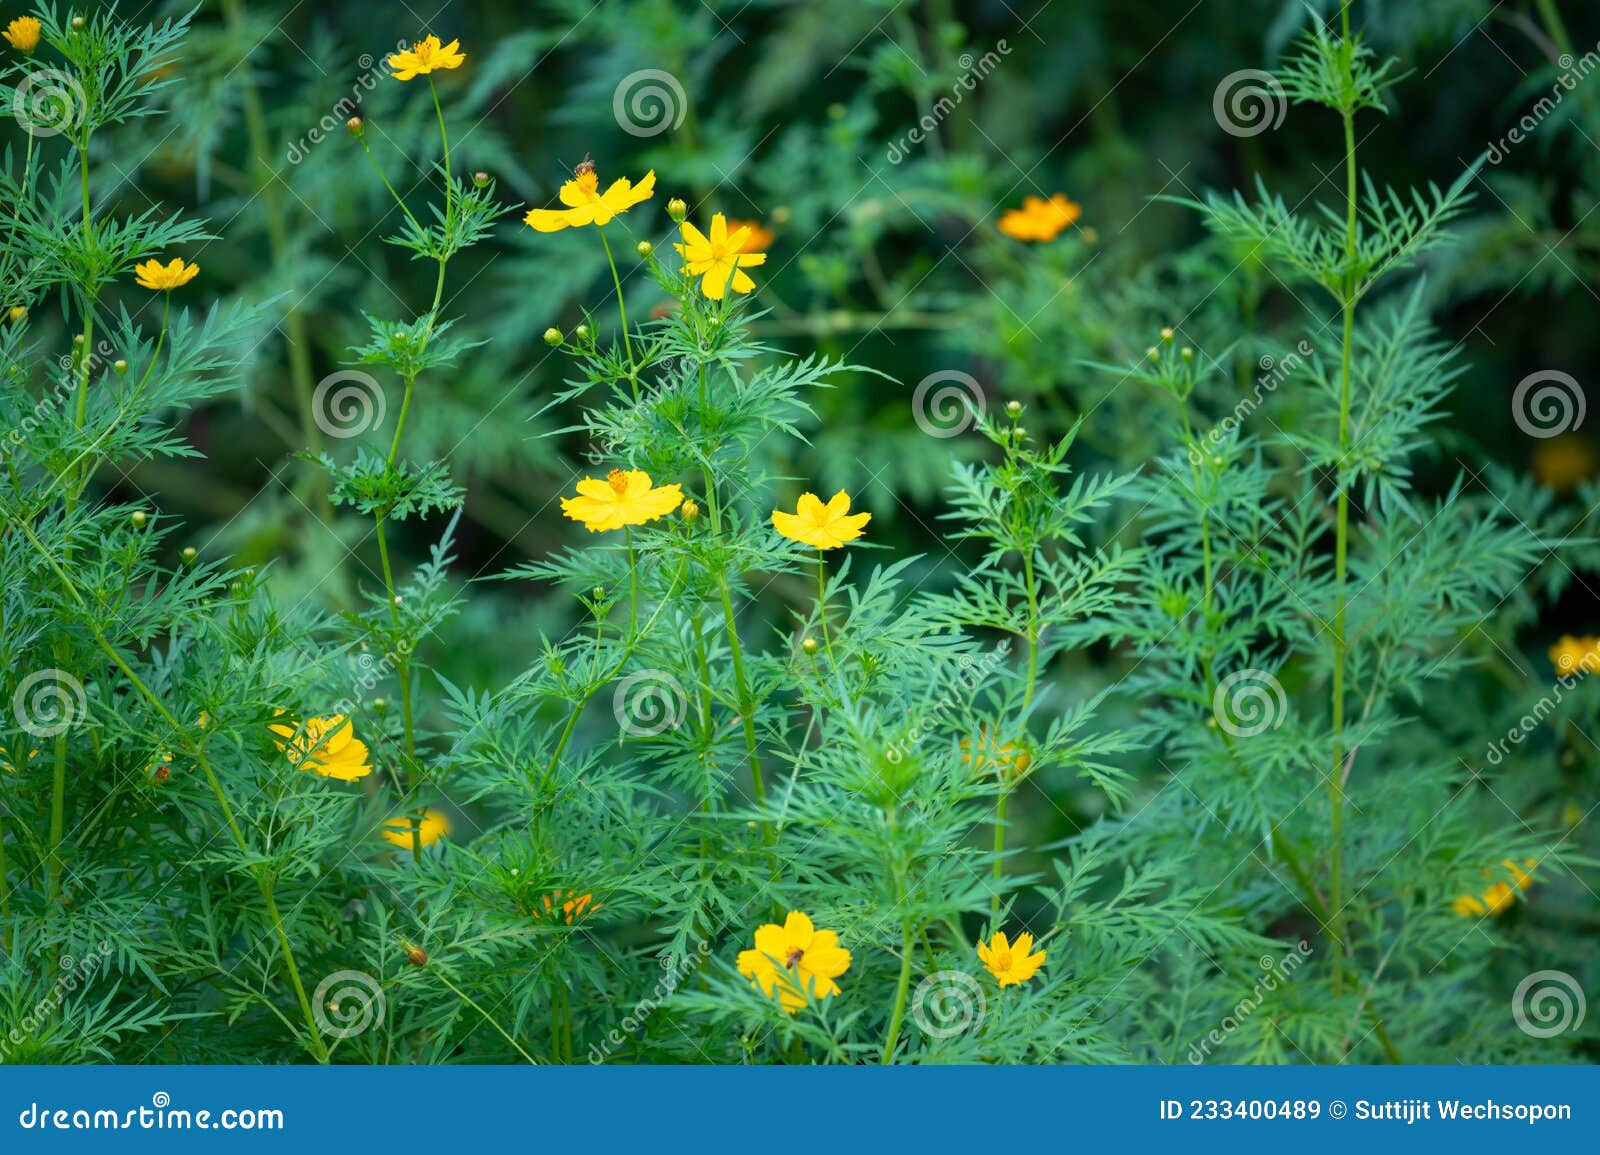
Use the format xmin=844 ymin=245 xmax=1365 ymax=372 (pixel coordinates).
xmin=134 ymin=258 xmax=199 ymax=291
xmin=268 ymin=714 xmax=372 ymax=781
xmin=771 ymin=490 xmax=870 ymax=550
xmin=978 ymin=930 xmax=1046 ymax=987
xmin=997 ymin=193 xmax=1082 ymax=242
xmin=674 ymin=213 xmax=768 ymax=299
xmin=724 ymin=218 xmax=775 ymax=253
xmin=381 ymin=808 xmax=451 ymax=849
xmin=387 ymin=34 xmax=465 ymax=81
xmin=561 ymin=469 xmax=683 ymax=532
xmin=524 ymin=162 xmax=655 ymax=232
xmin=961 ymin=727 xmax=1033 ymax=779
xmin=1549 ymin=635 xmax=1600 ymax=677
xmin=1452 ymin=858 xmax=1538 ymax=918
xmin=3 ymin=16 xmax=41 ymax=53
xmin=737 ymin=911 xmax=851 ymax=1013
xmin=527 ymin=890 xmax=600 ymax=924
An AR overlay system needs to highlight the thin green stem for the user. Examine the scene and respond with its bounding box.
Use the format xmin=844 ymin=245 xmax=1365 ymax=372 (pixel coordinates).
xmin=599 ymin=228 xmax=637 ymax=391
xmin=432 ymin=965 xmax=542 ymax=1064
xmin=374 ymin=516 xmax=417 ymax=779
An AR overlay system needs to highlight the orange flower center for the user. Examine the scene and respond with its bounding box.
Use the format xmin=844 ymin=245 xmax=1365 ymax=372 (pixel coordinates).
xmin=606 ymin=469 xmax=629 ymax=494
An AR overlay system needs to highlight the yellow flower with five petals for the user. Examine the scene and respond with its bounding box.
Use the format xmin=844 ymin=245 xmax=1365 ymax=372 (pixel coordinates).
xmin=387 ymin=34 xmax=465 ymax=81
xmin=978 ymin=930 xmax=1046 ymax=987
xmin=561 ymin=469 xmax=683 ymax=532
xmin=675 ymin=213 xmax=768 ymax=299
xmin=771 ymin=490 xmax=870 ymax=550
xmin=736 ymin=911 xmax=851 ymax=1013
xmin=524 ymin=162 xmax=656 ymax=232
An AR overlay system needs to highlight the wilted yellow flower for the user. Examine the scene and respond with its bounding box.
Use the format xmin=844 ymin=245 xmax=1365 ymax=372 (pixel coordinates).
xmin=1530 ymin=434 xmax=1598 ymax=494
xmin=524 ymin=161 xmax=655 ymax=232
xmin=269 ymin=714 xmax=372 ymax=781
xmin=997 ymin=193 xmax=1082 ymax=242
xmin=3 ymin=16 xmax=41 ymax=52
xmin=561 ymin=469 xmax=683 ymax=532
xmin=527 ymin=890 xmax=600 ymax=924
xmin=1549 ymin=635 xmax=1600 ymax=677
xmin=387 ymin=34 xmax=465 ymax=81
xmin=1452 ymin=858 xmax=1538 ymax=918
xmin=134 ymin=258 xmax=199 ymax=291
xmin=771 ymin=490 xmax=870 ymax=550
xmin=978 ymin=930 xmax=1046 ymax=987
xmin=381 ymin=808 xmax=451 ymax=849
xmin=0 ymin=743 xmax=39 ymax=774
xmin=736 ymin=911 xmax=851 ymax=1013
xmin=674 ymin=213 xmax=768 ymax=299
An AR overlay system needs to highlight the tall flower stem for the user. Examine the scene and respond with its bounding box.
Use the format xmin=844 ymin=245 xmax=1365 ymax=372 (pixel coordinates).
xmin=699 ymin=471 xmax=765 ymax=811
xmin=992 ymin=543 xmax=1041 ymax=920
xmin=599 ymin=228 xmax=637 ymax=393
xmin=431 ymin=964 xmax=541 ymax=1064
xmin=881 ymin=807 xmax=914 ymax=1063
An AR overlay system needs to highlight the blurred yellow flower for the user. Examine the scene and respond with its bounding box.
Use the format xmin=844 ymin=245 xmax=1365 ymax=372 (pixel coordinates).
xmin=736 ymin=910 xmax=851 ymax=1013
xmin=772 ymin=490 xmax=870 ymax=550
xmin=524 ymin=162 xmax=655 ymax=232
xmin=978 ymin=930 xmax=1046 ymax=987
xmin=3 ymin=16 xmax=41 ymax=52
xmin=561 ymin=469 xmax=683 ymax=532
xmin=960 ymin=727 xmax=1033 ymax=779
xmin=1531 ymin=434 xmax=1597 ymax=494
xmin=998 ymin=193 xmax=1081 ymax=241
xmin=675 ymin=213 xmax=768 ymax=299
xmin=388 ymin=34 xmax=465 ymax=81
xmin=0 ymin=743 xmax=39 ymax=774
xmin=1549 ymin=634 xmax=1600 ymax=677
xmin=269 ymin=714 xmax=372 ymax=781
xmin=381 ymin=808 xmax=451 ymax=849
xmin=134 ymin=258 xmax=199 ymax=291
xmin=1452 ymin=858 xmax=1537 ymax=918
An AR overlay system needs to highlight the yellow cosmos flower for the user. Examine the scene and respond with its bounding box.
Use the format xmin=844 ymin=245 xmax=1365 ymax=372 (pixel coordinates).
xmin=1452 ymin=858 xmax=1538 ymax=918
xmin=997 ymin=193 xmax=1082 ymax=242
xmin=674 ymin=213 xmax=768 ymax=299
xmin=524 ymin=162 xmax=656 ymax=232
xmin=724 ymin=218 xmax=775 ymax=253
xmin=527 ymin=890 xmax=600 ymax=924
xmin=387 ymin=34 xmax=465 ymax=81
xmin=381 ymin=808 xmax=451 ymax=849
xmin=771 ymin=490 xmax=871 ymax=550
xmin=1530 ymin=434 xmax=1597 ymax=494
xmin=134 ymin=258 xmax=199 ymax=291
xmin=736 ymin=911 xmax=851 ymax=1014
xmin=560 ymin=469 xmax=683 ymax=532
xmin=978 ymin=930 xmax=1046 ymax=987
xmin=268 ymin=714 xmax=373 ymax=781
xmin=3 ymin=15 xmax=41 ymax=52
xmin=1549 ymin=634 xmax=1600 ymax=677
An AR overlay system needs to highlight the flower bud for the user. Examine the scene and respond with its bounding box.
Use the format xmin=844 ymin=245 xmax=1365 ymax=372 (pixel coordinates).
xmin=113 ymin=359 xmax=128 ymax=375
xmin=472 ymin=171 xmax=489 ymax=188
xmin=801 ymin=637 xmax=819 ymax=655
xmin=573 ymin=324 xmax=590 ymax=342
xmin=636 ymin=240 xmax=653 ymax=258
xmin=1145 ymin=346 xmax=1159 ymax=361
xmin=405 ymin=943 xmax=428 ymax=967
xmin=1005 ymin=400 xmax=1023 ymax=418
xmin=346 ymin=117 xmax=364 ymax=137
xmin=73 ymin=333 xmax=85 ymax=348
xmin=7 ymin=306 xmax=25 ymax=323
xmin=129 ymin=510 xmax=147 ymax=529
xmin=1160 ymin=327 xmax=1175 ymax=343
xmin=72 ymin=15 xmax=85 ymax=30
xmin=1013 ymin=426 xmax=1027 ymax=440
xmin=180 ymin=546 xmax=197 ymax=564
xmin=542 ymin=327 xmax=563 ymax=347
xmin=667 ymin=198 xmax=687 ymax=223
xmin=771 ymin=205 xmax=792 ymax=225
xmin=1180 ymin=347 xmax=1194 ymax=361
xmin=372 ymin=697 xmax=389 ymax=713
xmin=591 ymin=586 xmax=606 ymax=601
xmin=681 ymin=499 xmax=699 ymax=521
xmin=153 ymin=764 xmax=171 ymax=784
